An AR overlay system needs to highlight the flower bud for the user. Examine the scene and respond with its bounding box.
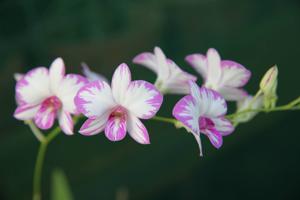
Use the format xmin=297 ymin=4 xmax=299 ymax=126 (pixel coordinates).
xmin=260 ymin=65 xmax=278 ymax=94
xmin=259 ymin=66 xmax=278 ymax=109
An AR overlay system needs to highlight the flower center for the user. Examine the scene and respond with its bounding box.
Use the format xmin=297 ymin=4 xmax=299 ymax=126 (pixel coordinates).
xmin=109 ymin=106 xmax=127 ymax=120
xmin=199 ymin=117 xmax=215 ymax=131
xmin=41 ymin=96 xmax=62 ymax=112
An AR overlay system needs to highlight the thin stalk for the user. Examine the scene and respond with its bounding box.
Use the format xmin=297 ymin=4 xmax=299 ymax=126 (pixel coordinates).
xmin=152 ymin=116 xmax=177 ymax=124
xmin=26 ymin=121 xmax=46 ymax=142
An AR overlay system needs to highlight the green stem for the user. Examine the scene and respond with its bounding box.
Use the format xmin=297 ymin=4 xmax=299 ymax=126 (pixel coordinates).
xmin=227 ymin=100 xmax=300 ymax=120
xmin=33 ymin=142 xmax=48 ymax=200
xmin=26 ymin=121 xmax=46 ymax=142
xmin=31 ymin=116 xmax=80 ymax=200
xmin=152 ymin=116 xmax=177 ymax=124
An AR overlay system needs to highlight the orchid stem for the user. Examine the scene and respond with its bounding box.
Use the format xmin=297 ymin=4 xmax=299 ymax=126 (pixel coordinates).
xmin=26 ymin=121 xmax=46 ymax=142
xmin=31 ymin=116 xmax=80 ymax=200
xmin=152 ymin=116 xmax=177 ymax=124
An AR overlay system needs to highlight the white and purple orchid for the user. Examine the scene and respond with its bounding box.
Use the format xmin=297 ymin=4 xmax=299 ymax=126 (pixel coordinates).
xmin=173 ymin=81 xmax=234 ymax=156
xmin=14 ymin=58 xmax=88 ymax=135
xmin=75 ymin=63 xmax=163 ymax=144
xmin=133 ymin=46 xmax=197 ymax=94
xmin=186 ymin=48 xmax=251 ymax=101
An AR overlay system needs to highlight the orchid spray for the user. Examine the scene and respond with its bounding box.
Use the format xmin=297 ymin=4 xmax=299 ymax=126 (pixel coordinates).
xmin=14 ymin=48 xmax=300 ymax=200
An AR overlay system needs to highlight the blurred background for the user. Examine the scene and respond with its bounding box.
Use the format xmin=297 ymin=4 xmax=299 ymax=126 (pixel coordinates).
xmin=1 ymin=0 xmax=300 ymax=199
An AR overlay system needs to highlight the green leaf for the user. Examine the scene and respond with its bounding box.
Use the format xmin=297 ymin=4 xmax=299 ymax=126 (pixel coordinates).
xmin=51 ymin=169 xmax=74 ymax=200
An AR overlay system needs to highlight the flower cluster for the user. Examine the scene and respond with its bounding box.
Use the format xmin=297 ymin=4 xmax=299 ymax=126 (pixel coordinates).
xmin=14 ymin=47 xmax=289 ymax=156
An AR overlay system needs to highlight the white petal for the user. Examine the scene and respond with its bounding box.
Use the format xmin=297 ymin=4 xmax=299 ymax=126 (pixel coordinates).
xmin=75 ymin=80 xmax=116 ymax=118
xmin=218 ymin=87 xmax=248 ymax=101
xmin=205 ymin=48 xmax=222 ymax=86
xmin=127 ymin=114 xmax=150 ymax=144
xmin=185 ymin=53 xmax=208 ymax=80
xmin=58 ymin=111 xmax=74 ymax=135
xmin=82 ymin=63 xmax=109 ymax=83
xmin=111 ymin=63 xmax=131 ymax=104
xmin=16 ymin=67 xmax=50 ymax=105
xmin=132 ymin=52 xmax=158 ymax=73
xmin=14 ymin=104 xmax=40 ymax=120
xmin=154 ymin=47 xmax=169 ymax=80
xmin=220 ymin=61 xmax=251 ymax=87
xmin=49 ymin=58 xmax=65 ymax=93
xmin=160 ymin=60 xmax=197 ymax=94
xmin=56 ymin=74 xmax=88 ymax=114
xmin=189 ymin=82 xmax=227 ymax=117
xmin=79 ymin=113 xmax=109 ymax=136
xmin=122 ymin=81 xmax=163 ymax=119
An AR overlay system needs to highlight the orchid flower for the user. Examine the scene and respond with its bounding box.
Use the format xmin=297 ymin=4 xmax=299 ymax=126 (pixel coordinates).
xmin=173 ymin=81 xmax=234 ymax=156
xmin=75 ymin=63 xmax=163 ymax=144
xmin=133 ymin=46 xmax=197 ymax=94
xmin=81 ymin=62 xmax=108 ymax=83
xmin=14 ymin=58 xmax=88 ymax=135
xmin=235 ymin=95 xmax=263 ymax=123
xmin=186 ymin=48 xmax=251 ymax=101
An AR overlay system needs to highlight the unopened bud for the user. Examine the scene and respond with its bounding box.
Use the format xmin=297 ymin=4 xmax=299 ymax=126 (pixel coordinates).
xmin=260 ymin=66 xmax=278 ymax=109
xmin=260 ymin=65 xmax=278 ymax=94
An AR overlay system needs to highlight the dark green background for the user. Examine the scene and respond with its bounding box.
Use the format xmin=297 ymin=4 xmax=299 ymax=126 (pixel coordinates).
xmin=0 ymin=0 xmax=300 ymax=199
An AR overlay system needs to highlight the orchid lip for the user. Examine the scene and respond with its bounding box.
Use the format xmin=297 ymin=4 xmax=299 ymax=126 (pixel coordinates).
xmin=199 ymin=117 xmax=215 ymax=132
xmin=109 ymin=106 xmax=127 ymax=120
xmin=41 ymin=96 xmax=62 ymax=112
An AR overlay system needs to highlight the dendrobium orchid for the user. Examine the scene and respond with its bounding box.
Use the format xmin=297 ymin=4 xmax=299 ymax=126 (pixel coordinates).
xmin=186 ymin=48 xmax=251 ymax=101
xmin=235 ymin=95 xmax=263 ymax=123
xmin=173 ymin=81 xmax=234 ymax=156
xmin=14 ymin=58 xmax=88 ymax=135
xmin=75 ymin=63 xmax=163 ymax=144
xmin=133 ymin=46 xmax=197 ymax=94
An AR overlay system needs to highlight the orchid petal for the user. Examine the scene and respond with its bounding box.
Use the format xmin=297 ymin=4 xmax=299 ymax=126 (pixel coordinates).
xmin=132 ymin=52 xmax=158 ymax=73
xmin=189 ymin=81 xmax=227 ymax=117
xmin=127 ymin=114 xmax=150 ymax=144
xmin=161 ymin=60 xmax=197 ymax=94
xmin=34 ymin=106 xmax=56 ymax=130
xmin=220 ymin=61 xmax=251 ymax=87
xmin=206 ymin=48 xmax=222 ymax=85
xmin=123 ymin=80 xmax=163 ymax=119
xmin=79 ymin=112 xmax=109 ymax=136
xmin=218 ymin=87 xmax=248 ymax=101
xmin=111 ymin=63 xmax=131 ymax=104
xmin=49 ymin=58 xmax=65 ymax=93
xmin=211 ymin=117 xmax=234 ymax=136
xmin=57 ymin=74 xmax=88 ymax=114
xmin=191 ymin=132 xmax=203 ymax=157
xmin=58 ymin=111 xmax=74 ymax=135
xmin=185 ymin=53 xmax=207 ymax=80
xmin=105 ymin=116 xmax=127 ymax=142
xmin=75 ymin=80 xmax=116 ymax=118
xmin=14 ymin=104 xmax=40 ymax=120
xmin=154 ymin=47 xmax=169 ymax=80
xmin=16 ymin=67 xmax=50 ymax=105
xmin=205 ymin=129 xmax=223 ymax=149
xmin=173 ymin=95 xmax=200 ymax=134
xmin=82 ymin=63 xmax=108 ymax=83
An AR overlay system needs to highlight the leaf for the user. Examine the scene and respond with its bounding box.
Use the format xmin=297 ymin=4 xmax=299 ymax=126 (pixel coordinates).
xmin=51 ymin=168 xmax=74 ymax=200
